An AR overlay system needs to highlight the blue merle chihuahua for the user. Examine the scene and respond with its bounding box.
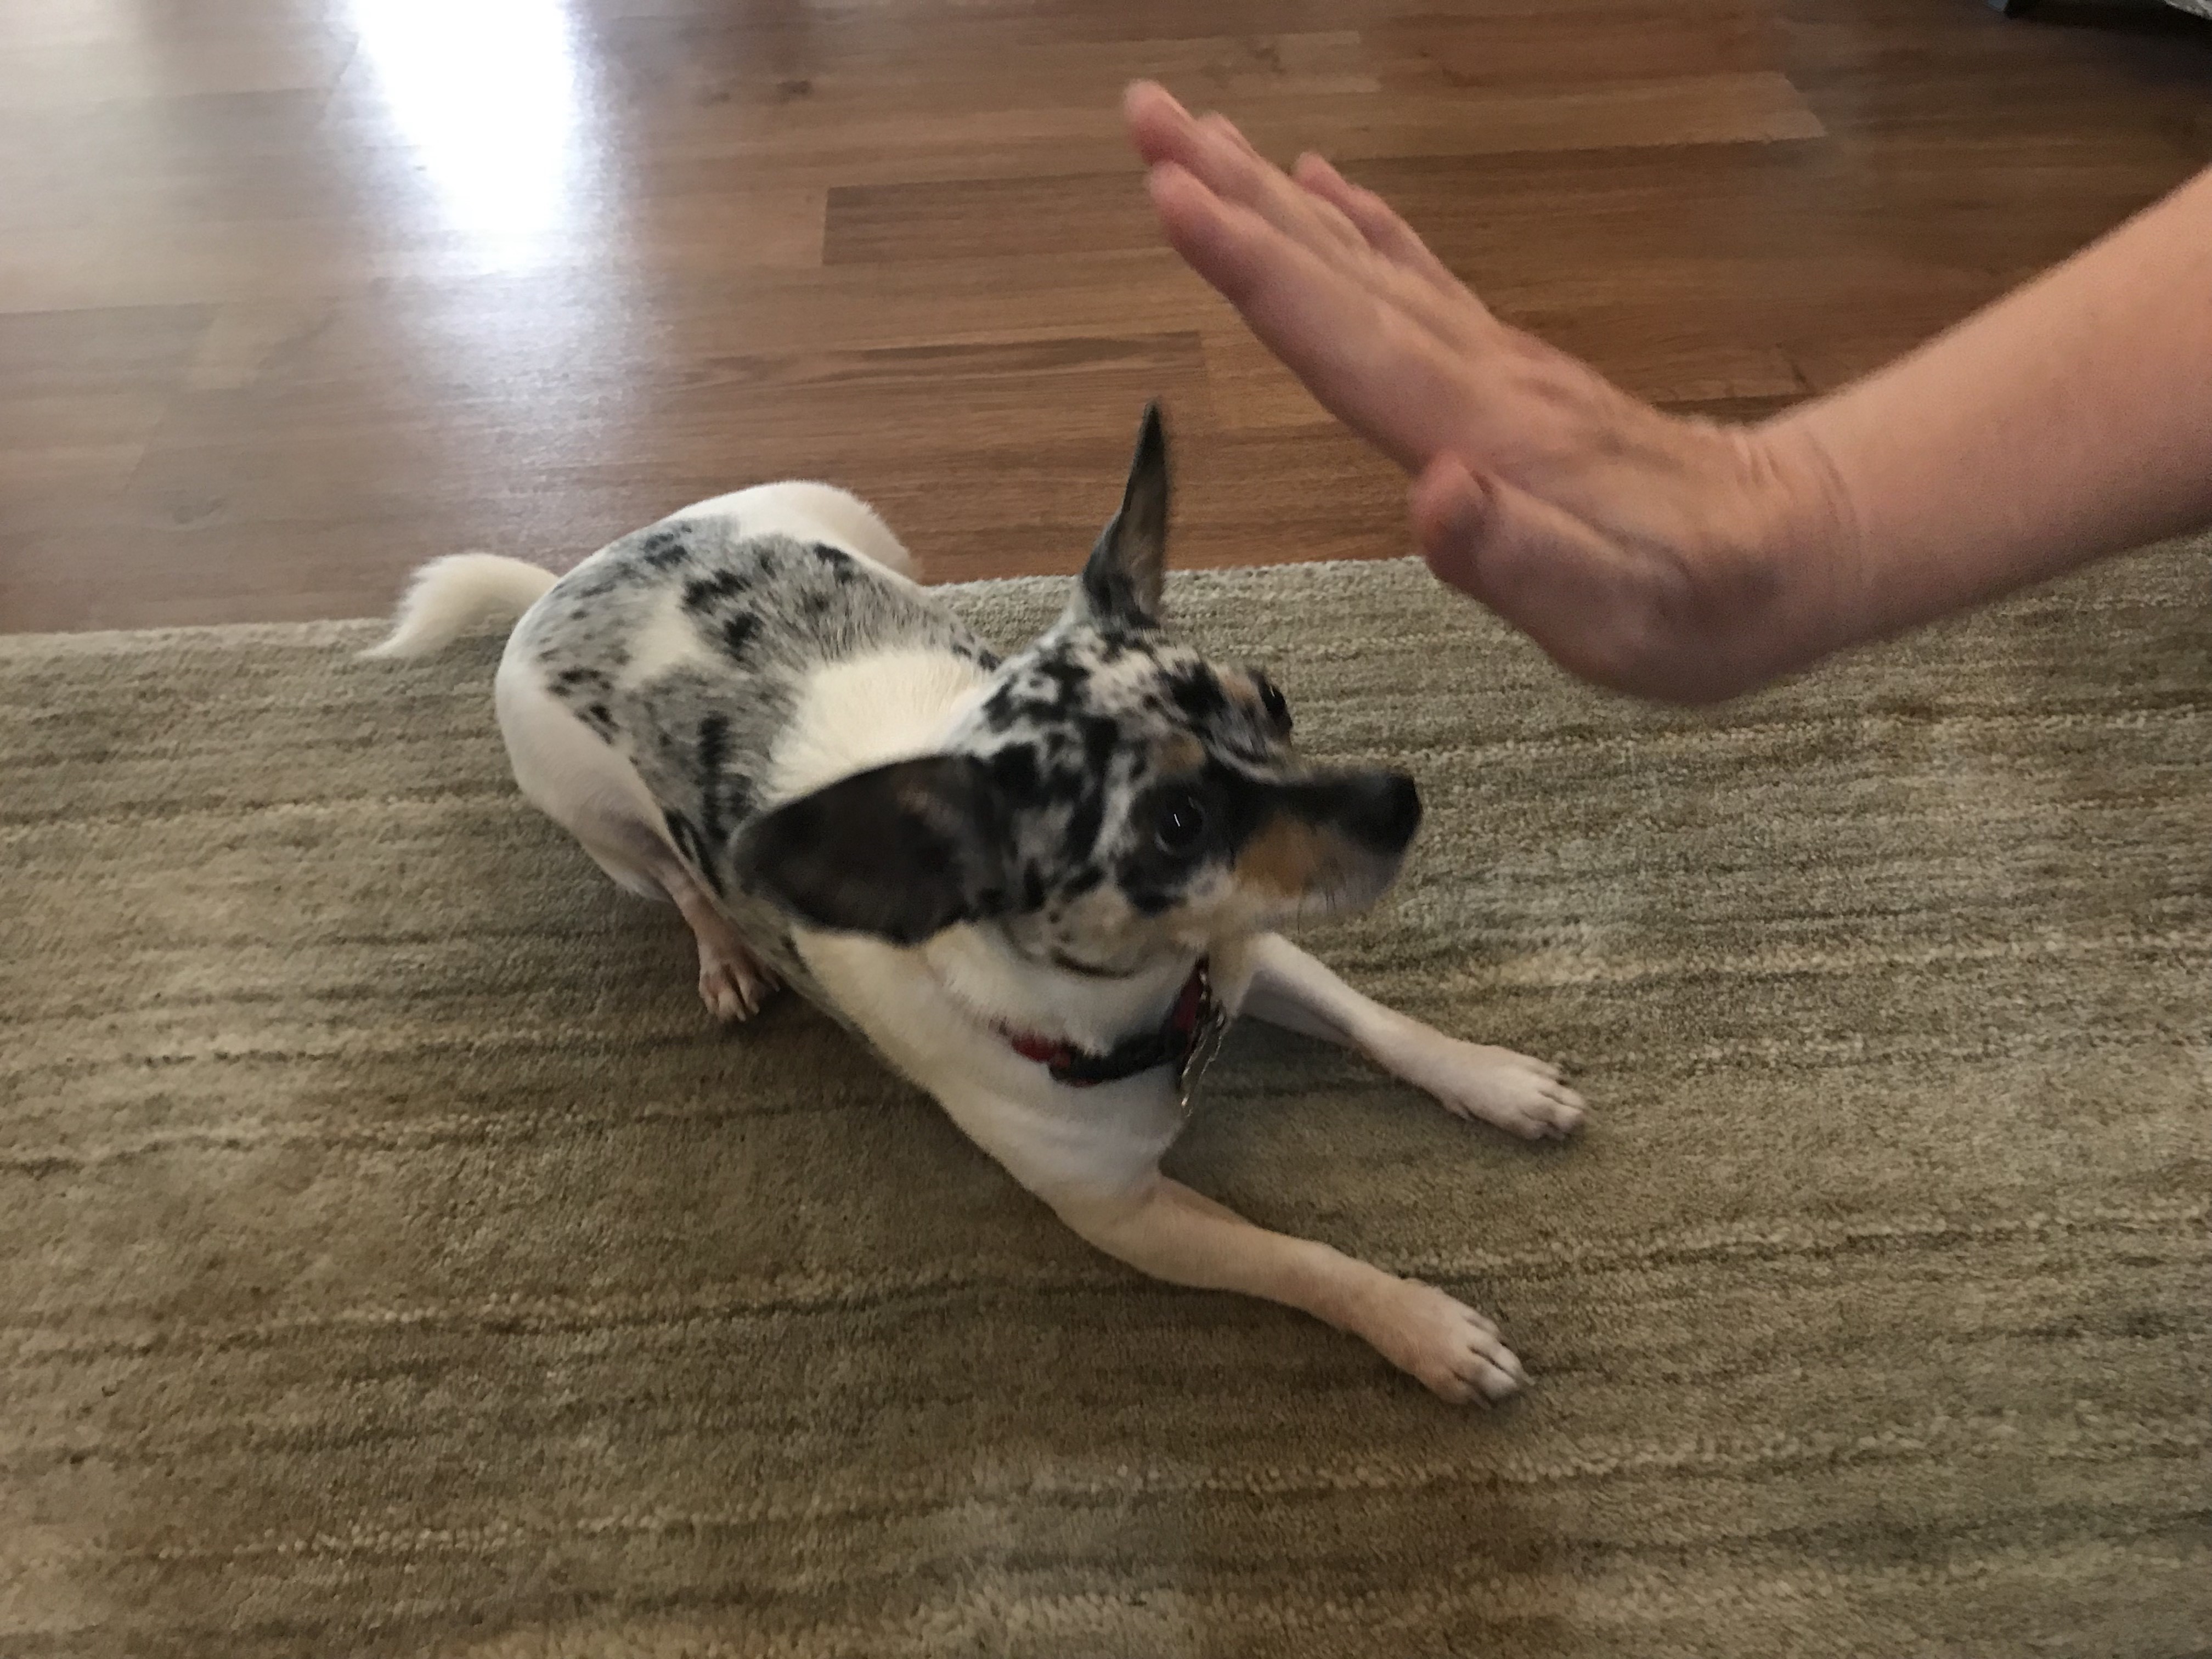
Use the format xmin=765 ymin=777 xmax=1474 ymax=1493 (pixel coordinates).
xmin=371 ymin=406 xmax=1584 ymax=1403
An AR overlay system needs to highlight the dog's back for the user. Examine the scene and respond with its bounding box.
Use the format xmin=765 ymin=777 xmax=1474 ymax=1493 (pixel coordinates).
xmin=500 ymin=488 xmax=1000 ymax=963
xmin=520 ymin=508 xmax=986 ymax=840
xmin=371 ymin=483 xmax=1003 ymax=1011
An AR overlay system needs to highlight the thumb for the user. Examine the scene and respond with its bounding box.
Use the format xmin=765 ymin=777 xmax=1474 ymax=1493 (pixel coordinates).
xmin=1408 ymin=455 xmax=1494 ymax=595
xmin=1409 ymin=455 xmax=1656 ymax=695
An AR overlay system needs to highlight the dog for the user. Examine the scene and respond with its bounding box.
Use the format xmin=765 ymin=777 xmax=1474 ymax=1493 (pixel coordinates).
xmin=369 ymin=405 xmax=1585 ymax=1403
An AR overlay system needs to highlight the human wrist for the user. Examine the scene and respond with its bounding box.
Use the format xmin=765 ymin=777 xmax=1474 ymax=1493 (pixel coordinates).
xmin=1734 ymin=410 xmax=1874 ymax=682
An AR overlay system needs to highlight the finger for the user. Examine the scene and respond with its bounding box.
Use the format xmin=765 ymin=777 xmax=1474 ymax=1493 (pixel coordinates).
xmin=1293 ymin=152 xmax=1472 ymax=303
xmin=1147 ymin=163 xmax=1371 ymax=343
xmin=1233 ymin=148 xmax=1369 ymax=259
xmin=1199 ymin=108 xmax=1263 ymax=163
xmin=1126 ymin=84 xmax=1280 ymax=186
xmin=1290 ymin=152 xmax=1498 ymax=356
xmin=1412 ymin=456 xmax=1665 ymax=696
xmin=1188 ymin=111 xmax=1368 ymax=258
xmin=1124 ymin=80 xmax=1199 ymax=168
xmin=1148 ymin=163 xmax=1463 ymax=472
xmin=1127 ymin=86 xmax=1374 ymax=271
xmin=1200 ymin=111 xmax=1352 ymax=244
xmin=1130 ymin=83 xmax=1387 ymax=278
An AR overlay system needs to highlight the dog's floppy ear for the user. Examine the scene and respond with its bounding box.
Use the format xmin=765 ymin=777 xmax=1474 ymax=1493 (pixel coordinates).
xmin=732 ymin=755 xmax=1011 ymax=945
xmin=1074 ymin=402 xmax=1169 ymax=630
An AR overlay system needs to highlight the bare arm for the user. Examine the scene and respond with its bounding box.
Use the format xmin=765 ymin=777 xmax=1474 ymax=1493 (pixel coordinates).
xmin=1124 ymin=81 xmax=2212 ymax=703
xmin=1775 ymin=164 xmax=2212 ymax=648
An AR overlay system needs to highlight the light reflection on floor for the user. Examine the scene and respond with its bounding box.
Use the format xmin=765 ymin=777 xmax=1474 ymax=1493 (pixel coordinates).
xmin=344 ymin=0 xmax=590 ymax=251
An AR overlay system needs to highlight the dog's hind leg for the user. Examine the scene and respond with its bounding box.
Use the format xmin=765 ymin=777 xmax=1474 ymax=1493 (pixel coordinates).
xmin=645 ymin=844 xmax=780 ymax=1022
xmin=572 ymin=810 xmax=780 ymax=1021
xmin=495 ymin=656 xmax=779 ymax=1022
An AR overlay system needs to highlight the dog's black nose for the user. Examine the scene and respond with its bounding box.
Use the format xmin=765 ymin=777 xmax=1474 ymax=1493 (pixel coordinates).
xmin=1341 ymin=771 xmax=1423 ymax=852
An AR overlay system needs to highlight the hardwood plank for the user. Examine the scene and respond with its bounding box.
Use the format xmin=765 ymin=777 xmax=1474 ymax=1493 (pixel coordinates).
xmin=0 ymin=304 xmax=208 ymax=394
xmin=0 ymin=92 xmax=330 ymax=233
xmin=180 ymin=302 xmax=338 ymax=394
xmin=832 ymin=128 xmax=2187 ymax=290
xmin=0 ymin=439 xmax=151 ymax=549
xmin=7 ymin=334 xmax=1215 ymax=629
xmin=0 ymin=391 xmax=170 ymax=456
xmin=825 ymin=76 xmax=1821 ymax=267
xmin=0 ymin=0 xmax=341 ymax=52
xmin=582 ymin=29 xmax=1378 ymax=119
xmin=0 ymin=306 xmax=203 ymax=558
xmin=0 ymin=30 xmax=350 ymax=109
xmin=0 ymin=423 xmax=1409 ymax=631
xmin=1201 ymin=329 xmax=1333 ymax=433
xmin=121 ymin=334 xmax=1214 ymax=516
xmin=826 ymin=174 xmax=1154 ymax=267
xmin=2 ymin=0 xmax=2208 ymax=633
xmin=1368 ymin=5 xmax=1774 ymax=92
xmin=287 ymin=250 xmax=1220 ymax=364
xmin=0 ymin=191 xmax=827 ymax=313
xmin=625 ymin=74 xmax=1822 ymax=194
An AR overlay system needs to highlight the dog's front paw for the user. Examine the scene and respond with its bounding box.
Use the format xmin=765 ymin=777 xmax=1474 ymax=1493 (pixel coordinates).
xmin=1406 ymin=1036 xmax=1585 ymax=1141
xmin=1371 ymin=1280 xmax=1526 ymax=1405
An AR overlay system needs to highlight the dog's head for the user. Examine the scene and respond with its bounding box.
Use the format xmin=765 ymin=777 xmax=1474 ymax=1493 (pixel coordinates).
xmin=735 ymin=404 xmax=1421 ymax=973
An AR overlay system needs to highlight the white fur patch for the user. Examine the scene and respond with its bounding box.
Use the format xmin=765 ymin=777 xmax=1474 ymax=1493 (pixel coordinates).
xmin=616 ymin=590 xmax=711 ymax=690
xmin=493 ymin=647 xmax=669 ymax=899
xmin=794 ymin=927 xmax=1189 ymax=1199
xmin=766 ymin=648 xmax=991 ymax=803
xmin=676 ymin=481 xmax=918 ymax=584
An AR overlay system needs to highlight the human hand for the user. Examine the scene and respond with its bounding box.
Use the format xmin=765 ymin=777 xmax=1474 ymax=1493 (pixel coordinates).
xmin=1123 ymin=81 xmax=1858 ymax=703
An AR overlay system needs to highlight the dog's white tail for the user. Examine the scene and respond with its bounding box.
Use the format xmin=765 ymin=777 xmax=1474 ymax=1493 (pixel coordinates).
xmin=362 ymin=554 xmax=560 ymax=659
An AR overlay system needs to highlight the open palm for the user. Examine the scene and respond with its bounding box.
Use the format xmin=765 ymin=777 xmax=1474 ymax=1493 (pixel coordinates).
xmin=1124 ymin=81 xmax=1849 ymax=704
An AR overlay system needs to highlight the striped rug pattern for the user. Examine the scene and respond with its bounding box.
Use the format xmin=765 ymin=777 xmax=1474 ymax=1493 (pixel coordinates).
xmin=4 ymin=545 xmax=2207 ymax=1657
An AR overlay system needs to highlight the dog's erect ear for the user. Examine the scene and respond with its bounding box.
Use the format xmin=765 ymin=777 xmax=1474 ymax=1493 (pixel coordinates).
xmin=1075 ymin=402 xmax=1170 ymax=630
xmin=732 ymin=755 xmax=1011 ymax=945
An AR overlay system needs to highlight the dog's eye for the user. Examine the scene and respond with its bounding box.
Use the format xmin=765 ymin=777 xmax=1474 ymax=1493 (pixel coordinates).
xmin=1255 ymin=676 xmax=1292 ymax=736
xmin=1153 ymin=793 xmax=1209 ymax=855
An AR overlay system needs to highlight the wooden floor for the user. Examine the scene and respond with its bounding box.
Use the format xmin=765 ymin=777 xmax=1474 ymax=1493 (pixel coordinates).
xmin=2 ymin=1 xmax=2207 ymax=634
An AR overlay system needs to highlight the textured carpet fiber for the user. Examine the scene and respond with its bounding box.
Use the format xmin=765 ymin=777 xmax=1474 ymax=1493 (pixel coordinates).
xmin=3 ymin=546 xmax=2208 ymax=1658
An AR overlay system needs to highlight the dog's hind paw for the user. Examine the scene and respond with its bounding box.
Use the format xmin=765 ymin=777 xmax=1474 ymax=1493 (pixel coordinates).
xmin=698 ymin=944 xmax=780 ymax=1023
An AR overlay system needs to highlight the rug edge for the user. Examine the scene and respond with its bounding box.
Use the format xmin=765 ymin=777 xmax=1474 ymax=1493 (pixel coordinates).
xmin=0 ymin=557 xmax=1429 ymax=657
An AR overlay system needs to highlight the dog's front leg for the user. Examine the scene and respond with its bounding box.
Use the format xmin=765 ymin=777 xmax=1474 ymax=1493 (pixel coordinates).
xmin=1241 ymin=934 xmax=1585 ymax=1140
xmin=1052 ymin=1176 xmax=1524 ymax=1404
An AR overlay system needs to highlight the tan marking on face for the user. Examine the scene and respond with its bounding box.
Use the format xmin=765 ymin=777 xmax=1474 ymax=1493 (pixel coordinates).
xmin=1155 ymin=734 xmax=1205 ymax=773
xmin=1222 ymin=670 xmax=1263 ymax=715
xmin=1234 ymin=812 xmax=1334 ymax=899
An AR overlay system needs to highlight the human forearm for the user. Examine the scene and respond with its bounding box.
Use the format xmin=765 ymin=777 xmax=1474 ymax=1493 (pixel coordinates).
xmin=1770 ymin=163 xmax=2212 ymax=653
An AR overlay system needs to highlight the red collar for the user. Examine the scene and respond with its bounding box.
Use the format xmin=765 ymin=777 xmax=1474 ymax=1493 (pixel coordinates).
xmin=1004 ymin=960 xmax=1213 ymax=1088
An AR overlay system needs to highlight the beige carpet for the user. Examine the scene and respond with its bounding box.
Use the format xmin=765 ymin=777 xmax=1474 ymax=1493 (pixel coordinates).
xmin=3 ymin=545 xmax=2208 ymax=1659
